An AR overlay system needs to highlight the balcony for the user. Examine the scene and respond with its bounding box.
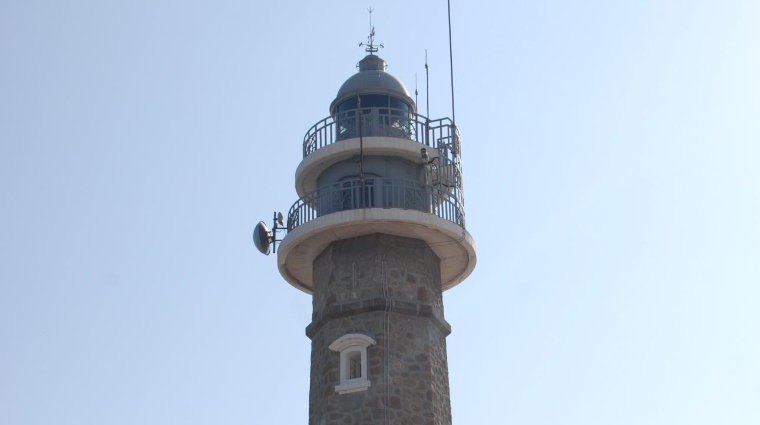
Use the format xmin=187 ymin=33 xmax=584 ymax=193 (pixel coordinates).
xmin=286 ymin=178 xmax=465 ymax=233
xmin=278 ymin=110 xmax=473 ymax=294
xmin=303 ymin=108 xmax=460 ymax=160
xmin=277 ymin=176 xmax=475 ymax=293
xmin=296 ymin=108 xmax=465 ymax=200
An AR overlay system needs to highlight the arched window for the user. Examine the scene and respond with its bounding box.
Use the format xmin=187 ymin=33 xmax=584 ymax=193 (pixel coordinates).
xmin=329 ymin=333 xmax=376 ymax=394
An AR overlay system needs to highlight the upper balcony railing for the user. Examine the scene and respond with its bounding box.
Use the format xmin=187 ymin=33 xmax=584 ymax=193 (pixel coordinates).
xmin=303 ymin=107 xmax=460 ymax=160
xmin=286 ymin=177 xmax=465 ymax=233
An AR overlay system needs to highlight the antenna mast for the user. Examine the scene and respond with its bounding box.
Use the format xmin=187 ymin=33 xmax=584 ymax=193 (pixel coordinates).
xmin=425 ymin=49 xmax=430 ymax=118
xmin=415 ymin=73 xmax=419 ymax=108
xmin=447 ymin=0 xmax=456 ymax=125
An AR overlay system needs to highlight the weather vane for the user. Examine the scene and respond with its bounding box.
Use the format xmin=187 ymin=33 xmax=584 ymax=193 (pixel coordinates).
xmin=359 ymin=7 xmax=383 ymax=55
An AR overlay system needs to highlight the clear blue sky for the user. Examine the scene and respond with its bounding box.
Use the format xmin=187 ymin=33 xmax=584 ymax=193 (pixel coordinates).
xmin=2 ymin=1 xmax=759 ymax=424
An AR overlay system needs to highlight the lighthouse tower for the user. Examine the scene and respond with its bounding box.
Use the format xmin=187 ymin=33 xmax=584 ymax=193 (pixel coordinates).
xmin=271 ymin=34 xmax=476 ymax=425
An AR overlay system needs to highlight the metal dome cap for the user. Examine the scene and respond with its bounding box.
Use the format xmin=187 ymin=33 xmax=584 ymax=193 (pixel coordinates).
xmin=330 ymin=55 xmax=416 ymax=114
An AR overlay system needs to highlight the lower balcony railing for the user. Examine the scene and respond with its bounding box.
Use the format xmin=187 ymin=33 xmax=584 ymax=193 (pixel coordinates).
xmin=286 ymin=178 xmax=465 ymax=232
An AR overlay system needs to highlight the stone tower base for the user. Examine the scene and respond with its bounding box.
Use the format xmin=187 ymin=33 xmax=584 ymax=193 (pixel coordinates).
xmin=307 ymin=234 xmax=453 ymax=425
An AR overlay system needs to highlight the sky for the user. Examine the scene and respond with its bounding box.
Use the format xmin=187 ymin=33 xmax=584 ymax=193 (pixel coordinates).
xmin=1 ymin=0 xmax=759 ymax=424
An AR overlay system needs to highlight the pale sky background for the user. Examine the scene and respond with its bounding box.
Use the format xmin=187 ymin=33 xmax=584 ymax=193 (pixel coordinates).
xmin=2 ymin=1 xmax=759 ymax=424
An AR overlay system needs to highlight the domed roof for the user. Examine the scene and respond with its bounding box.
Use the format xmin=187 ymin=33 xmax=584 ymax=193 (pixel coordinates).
xmin=330 ymin=55 xmax=416 ymax=113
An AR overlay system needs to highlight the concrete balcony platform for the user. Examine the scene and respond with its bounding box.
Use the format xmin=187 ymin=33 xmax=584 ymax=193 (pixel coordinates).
xmin=277 ymin=208 xmax=477 ymax=294
xmin=295 ymin=136 xmax=439 ymax=197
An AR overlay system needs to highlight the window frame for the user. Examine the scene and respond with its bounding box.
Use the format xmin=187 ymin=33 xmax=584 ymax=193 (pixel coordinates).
xmin=329 ymin=333 xmax=376 ymax=394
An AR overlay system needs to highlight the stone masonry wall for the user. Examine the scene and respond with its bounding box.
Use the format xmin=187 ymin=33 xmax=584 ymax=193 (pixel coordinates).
xmin=308 ymin=234 xmax=452 ymax=425
xmin=311 ymin=234 xmax=444 ymax=319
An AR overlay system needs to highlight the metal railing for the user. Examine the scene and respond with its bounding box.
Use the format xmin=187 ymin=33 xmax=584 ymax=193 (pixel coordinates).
xmin=302 ymin=108 xmax=459 ymax=160
xmin=286 ymin=178 xmax=465 ymax=232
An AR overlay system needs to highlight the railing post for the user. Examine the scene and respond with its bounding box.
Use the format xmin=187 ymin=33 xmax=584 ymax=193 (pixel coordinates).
xmin=425 ymin=118 xmax=430 ymax=147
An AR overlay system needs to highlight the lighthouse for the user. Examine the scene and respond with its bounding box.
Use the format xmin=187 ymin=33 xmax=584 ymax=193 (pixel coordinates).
xmin=256 ymin=30 xmax=476 ymax=425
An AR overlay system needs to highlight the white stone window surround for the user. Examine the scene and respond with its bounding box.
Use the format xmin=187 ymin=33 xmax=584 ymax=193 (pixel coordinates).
xmin=329 ymin=333 xmax=376 ymax=394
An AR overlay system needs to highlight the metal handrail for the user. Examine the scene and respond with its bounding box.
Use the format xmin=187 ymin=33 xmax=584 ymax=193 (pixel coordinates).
xmin=286 ymin=178 xmax=465 ymax=232
xmin=303 ymin=108 xmax=457 ymax=159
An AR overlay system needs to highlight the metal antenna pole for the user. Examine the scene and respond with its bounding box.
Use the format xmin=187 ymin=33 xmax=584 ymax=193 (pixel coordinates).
xmin=272 ymin=211 xmax=278 ymax=254
xmin=425 ymin=49 xmax=430 ymax=119
xmin=447 ymin=0 xmax=456 ymax=125
xmin=415 ymin=73 xmax=419 ymax=108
